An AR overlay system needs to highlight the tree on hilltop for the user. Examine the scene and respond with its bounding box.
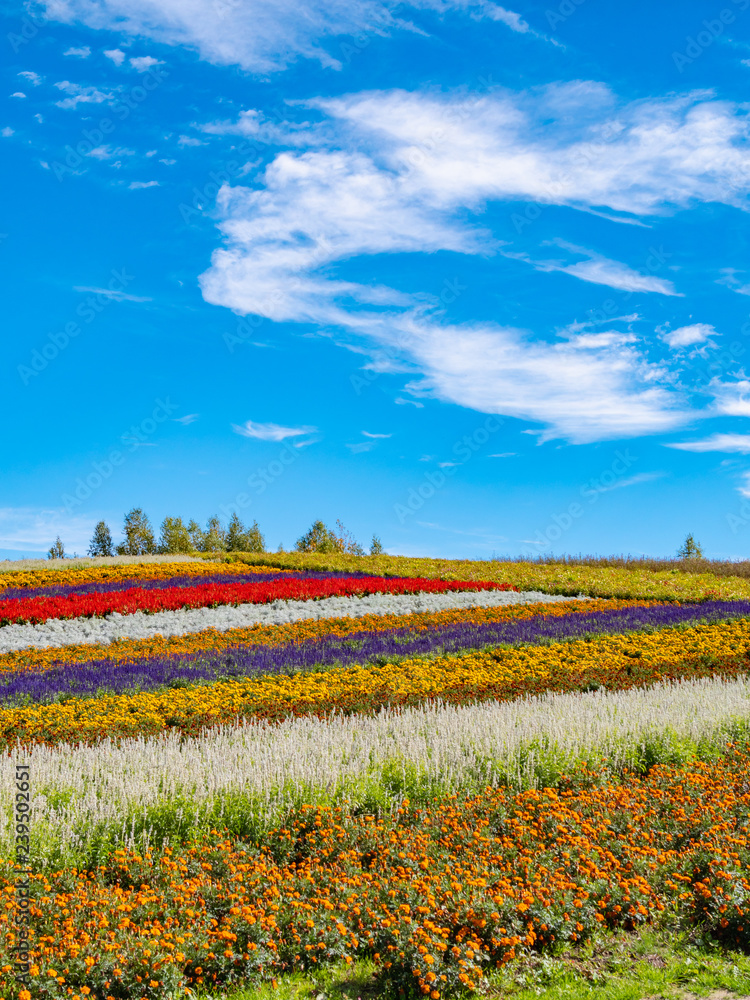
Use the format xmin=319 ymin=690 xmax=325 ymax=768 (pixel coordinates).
xmin=677 ymin=533 xmax=704 ymax=559
xmin=47 ymin=536 xmax=65 ymax=560
xmin=295 ymin=519 xmax=363 ymax=555
xmin=116 ymin=508 xmax=156 ymax=555
xmin=88 ymin=521 xmax=113 ymax=557
xmin=225 ymin=513 xmax=265 ymax=552
xmin=158 ymin=516 xmax=193 ymax=554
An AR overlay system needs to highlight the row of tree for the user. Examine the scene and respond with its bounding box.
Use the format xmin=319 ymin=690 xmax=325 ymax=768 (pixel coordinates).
xmin=47 ymin=511 xmax=383 ymax=559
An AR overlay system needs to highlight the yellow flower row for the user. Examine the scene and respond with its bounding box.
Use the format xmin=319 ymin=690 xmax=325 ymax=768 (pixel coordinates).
xmin=227 ymin=552 xmax=745 ymax=601
xmin=0 ymin=560 xmax=286 ymax=593
xmin=2 ymin=615 xmax=747 ymax=748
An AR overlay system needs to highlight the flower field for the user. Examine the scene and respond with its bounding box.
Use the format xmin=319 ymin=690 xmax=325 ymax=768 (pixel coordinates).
xmin=3 ymin=556 xmax=750 ymax=999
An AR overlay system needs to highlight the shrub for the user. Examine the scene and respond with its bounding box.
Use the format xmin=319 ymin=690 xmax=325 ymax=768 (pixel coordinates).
xmin=295 ymin=519 xmax=363 ymax=555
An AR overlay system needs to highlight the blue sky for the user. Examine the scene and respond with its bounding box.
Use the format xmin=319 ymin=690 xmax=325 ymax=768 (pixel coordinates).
xmin=2 ymin=0 xmax=750 ymax=560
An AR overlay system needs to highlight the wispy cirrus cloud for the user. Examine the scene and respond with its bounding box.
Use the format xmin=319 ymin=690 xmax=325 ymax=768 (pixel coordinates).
xmin=73 ymin=285 xmax=152 ymax=302
xmin=666 ymin=433 xmax=750 ymax=454
xmin=506 ymin=241 xmax=680 ymax=295
xmin=37 ymin=0 xmax=544 ymax=74
xmin=232 ymin=419 xmax=317 ymax=441
xmin=0 ymin=508 xmax=97 ymax=553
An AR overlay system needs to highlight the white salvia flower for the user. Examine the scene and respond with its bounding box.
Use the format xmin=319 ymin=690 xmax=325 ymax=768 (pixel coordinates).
xmin=4 ymin=674 xmax=750 ymax=863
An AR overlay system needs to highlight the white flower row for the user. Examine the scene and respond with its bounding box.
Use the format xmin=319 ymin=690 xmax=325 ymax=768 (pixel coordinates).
xmin=9 ymin=674 xmax=750 ymax=863
xmin=0 ymin=588 xmax=582 ymax=654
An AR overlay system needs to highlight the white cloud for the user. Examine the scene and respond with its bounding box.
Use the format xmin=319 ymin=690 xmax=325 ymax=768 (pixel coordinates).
xmin=362 ymin=431 xmax=391 ymax=438
xmin=158 ymin=157 xmax=176 ymax=165
xmin=18 ymin=70 xmax=43 ymax=85
xmin=507 ymin=242 xmax=680 ymax=295
xmin=36 ymin=0 xmax=547 ymax=74
xmin=128 ymin=180 xmax=160 ymax=189
xmin=129 ymin=55 xmax=163 ymax=71
xmin=103 ymin=48 xmax=126 ymax=65
xmin=346 ymin=441 xmax=375 ymax=453
xmin=34 ymin=113 xmax=44 ymax=123
xmin=667 ymin=433 xmax=750 ymax=454
xmin=0 ymin=508 xmax=97 ymax=554
xmin=660 ymin=323 xmax=716 ymax=348
xmin=73 ymin=285 xmax=152 ymax=301
xmin=64 ymin=45 xmax=91 ymax=57
xmin=489 ymin=452 xmax=515 ymax=457
xmin=232 ymin=419 xmax=317 ymax=441
xmin=395 ymin=397 xmax=424 ymax=407
xmin=54 ymin=80 xmax=115 ymax=108
xmin=717 ymin=268 xmax=750 ymax=296
xmin=86 ymin=144 xmax=135 ymax=159
xmin=11 ymin=92 xmax=27 ymax=99
xmin=1 ymin=128 xmax=14 ymax=138
xmin=177 ymin=134 xmax=206 ymax=147
xmin=593 ymin=471 xmax=665 ymax=493
xmin=174 ymin=413 xmax=199 ymax=425
xmin=712 ymin=380 xmax=750 ymax=417
xmin=388 ymin=316 xmax=692 ymax=443
xmin=192 ymin=86 xmax=750 ymax=443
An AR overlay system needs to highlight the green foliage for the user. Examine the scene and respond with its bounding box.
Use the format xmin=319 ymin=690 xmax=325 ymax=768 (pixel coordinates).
xmin=370 ymin=533 xmax=384 ymax=555
xmin=116 ymin=507 xmax=156 ymax=555
xmin=225 ymin=513 xmax=265 ymax=553
xmin=202 ymin=515 xmax=227 ymax=552
xmin=678 ymin=533 xmax=704 ymax=559
xmin=295 ymin=519 xmax=364 ymax=555
xmin=158 ymin=516 xmax=194 ymax=554
xmin=47 ymin=536 xmax=65 ymax=560
xmin=87 ymin=520 xmax=113 ymax=557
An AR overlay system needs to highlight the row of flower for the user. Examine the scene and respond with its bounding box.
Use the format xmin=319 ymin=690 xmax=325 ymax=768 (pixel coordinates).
xmin=0 ymin=597 xmax=631 ymax=676
xmin=1 ymin=558 xmax=749 ymax=1000
xmin=0 ymin=559 xmax=275 ymax=594
xmin=2 ymin=614 xmax=749 ymax=748
xmin=0 ymin=576 xmax=515 ymax=627
xmin=3 ymin=598 xmax=750 ymax=706
xmin=3 ymin=748 xmax=749 ymax=999
xmin=224 ymin=552 xmax=745 ymax=600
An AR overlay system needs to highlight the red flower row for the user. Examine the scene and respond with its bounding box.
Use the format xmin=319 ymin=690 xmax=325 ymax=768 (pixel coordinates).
xmin=0 ymin=576 xmax=517 ymax=626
